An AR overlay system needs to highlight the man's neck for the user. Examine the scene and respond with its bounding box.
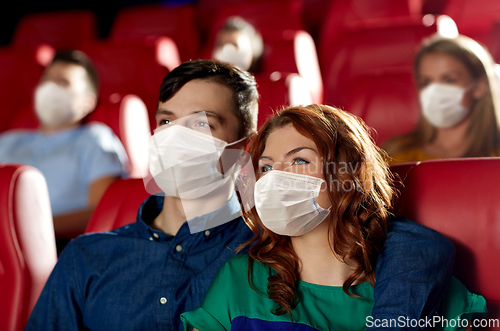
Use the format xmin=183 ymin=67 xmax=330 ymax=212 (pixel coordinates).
xmin=40 ymin=121 xmax=81 ymax=135
xmin=152 ymin=196 xmax=187 ymax=236
xmin=152 ymin=180 xmax=236 ymax=236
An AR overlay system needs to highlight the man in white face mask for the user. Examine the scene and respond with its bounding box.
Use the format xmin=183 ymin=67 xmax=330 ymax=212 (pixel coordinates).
xmin=26 ymin=59 xmax=259 ymax=331
xmin=0 ymin=50 xmax=128 ymax=253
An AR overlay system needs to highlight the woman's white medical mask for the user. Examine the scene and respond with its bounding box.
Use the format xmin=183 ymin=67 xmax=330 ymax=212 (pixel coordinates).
xmin=213 ymin=43 xmax=253 ymax=71
xmin=148 ymin=118 xmax=245 ymax=200
xmin=254 ymin=170 xmax=331 ymax=236
xmin=34 ymin=81 xmax=87 ymax=128
xmin=420 ymin=83 xmax=471 ymax=128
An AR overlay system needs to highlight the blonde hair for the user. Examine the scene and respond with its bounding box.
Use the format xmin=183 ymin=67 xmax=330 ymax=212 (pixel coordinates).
xmin=383 ymin=34 xmax=500 ymax=157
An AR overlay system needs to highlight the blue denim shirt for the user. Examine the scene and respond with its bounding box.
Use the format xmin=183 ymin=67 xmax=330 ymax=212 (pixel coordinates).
xmin=26 ymin=197 xmax=454 ymax=331
xmin=26 ymin=194 xmax=253 ymax=331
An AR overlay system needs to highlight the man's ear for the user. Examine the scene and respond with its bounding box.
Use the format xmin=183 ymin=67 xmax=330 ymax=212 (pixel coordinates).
xmin=472 ymin=77 xmax=489 ymax=100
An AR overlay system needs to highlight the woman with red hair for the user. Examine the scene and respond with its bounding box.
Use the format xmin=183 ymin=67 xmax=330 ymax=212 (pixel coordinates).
xmin=182 ymin=104 xmax=486 ymax=330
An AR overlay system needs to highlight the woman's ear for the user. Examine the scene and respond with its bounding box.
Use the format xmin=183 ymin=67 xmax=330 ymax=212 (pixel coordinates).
xmin=472 ymin=77 xmax=488 ymax=100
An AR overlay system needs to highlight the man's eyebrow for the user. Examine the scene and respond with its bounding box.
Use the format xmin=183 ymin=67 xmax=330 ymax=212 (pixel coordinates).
xmin=155 ymin=109 xmax=174 ymax=116
xmin=194 ymin=110 xmax=226 ymax=125
xmin=285 ymin=147 xmax=318 ymax=158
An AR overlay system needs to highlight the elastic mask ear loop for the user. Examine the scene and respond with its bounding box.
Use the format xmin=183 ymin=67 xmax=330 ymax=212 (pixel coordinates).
xmin=218 ymin=134 xmax=253 ymax=175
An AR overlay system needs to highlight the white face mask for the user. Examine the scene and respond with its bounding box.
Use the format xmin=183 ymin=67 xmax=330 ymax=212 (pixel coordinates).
xmin=149 ymin=121 xmax=244 ymax=200
xmin=213 ymin=43 xmax=253 ymax=71
xmin=420 ymin=83 xmax=470 ymax=128
xmin=35 ymin=82 xmax=79 ymax=128
xmin=254 ymin=170 xmax=330 ymax=236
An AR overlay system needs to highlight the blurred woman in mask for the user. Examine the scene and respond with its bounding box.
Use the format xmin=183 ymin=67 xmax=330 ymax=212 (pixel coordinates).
xmin=0 ymin=50 xmax=128 ymax=253
xmin=383 ymin=34 xmax=500 ymax=165
xmin=212 ymin=16 xmax=264 ymax=72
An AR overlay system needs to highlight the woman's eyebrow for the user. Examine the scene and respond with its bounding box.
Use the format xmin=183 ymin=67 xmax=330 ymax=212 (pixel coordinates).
xmin=285 ymin=147 xmax=318 ymax=158
xmin=258 ymin=156 xmax=273 ymax=161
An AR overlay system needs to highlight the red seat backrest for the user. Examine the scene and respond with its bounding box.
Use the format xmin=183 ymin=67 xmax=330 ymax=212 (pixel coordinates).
xmin=322 ymin=15 xmax=448 ymax=108
xmin=319 ymin=0 xmax=424 ymax=57
xmin=261 ymin=30 xmax=323 ymax=104
xmin=346 ymin=70 xmax=420 ymax=145
xmin=205 ymin=0 xmax=304 ymax=40
xmin=78 ymin=40 xmax=176 ymax=124
xmin=109 ymin=4 xmax=199 ymax=62
xmin=85 ymin=178 xmax=151 ymax=233
xmin=443 ymin=0 xmax=500 ymax=45
xmin=393 ymin=158 xmax=500 ymax=323
xmin=0 ymin=47 xmax=44 ymax=133
xmin=255 ymin=72 xmax=312 ymax=129
xmin=0 ymin=163 xmax=57 ymax=331
xmin=12 ymin=10 xmax=97 ymax=49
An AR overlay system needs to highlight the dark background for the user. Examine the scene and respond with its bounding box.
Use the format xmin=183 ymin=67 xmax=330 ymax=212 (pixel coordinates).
xmin=0 ymin=0 xmax=194 ymax=46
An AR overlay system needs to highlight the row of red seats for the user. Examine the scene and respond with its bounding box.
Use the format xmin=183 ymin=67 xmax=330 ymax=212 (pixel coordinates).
xmin=2 ymin=0 xmax=500 ymax=148
xmin=3 ymin=156 xmax=499 ymax=330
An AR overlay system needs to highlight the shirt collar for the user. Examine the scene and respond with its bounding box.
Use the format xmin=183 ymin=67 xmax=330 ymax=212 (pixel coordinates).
xmin=136 ymin=193 xmax=242 ymax=241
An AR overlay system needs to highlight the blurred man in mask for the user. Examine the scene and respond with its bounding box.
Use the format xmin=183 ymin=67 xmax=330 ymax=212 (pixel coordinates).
xmin=0 ymin=50 xmax=129 ymax=253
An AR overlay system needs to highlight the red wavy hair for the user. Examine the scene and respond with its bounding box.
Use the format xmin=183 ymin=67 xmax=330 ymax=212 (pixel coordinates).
xmin=241 ymin=104 xmax=394 ymax=317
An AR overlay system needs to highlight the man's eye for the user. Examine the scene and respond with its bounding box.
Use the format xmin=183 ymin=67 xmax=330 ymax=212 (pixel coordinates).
xmin=259 ymin=164 xmax=273 ymax=173
xmin=194 ymin=121 xmax=213 ymax=129
xmin=158 ymin=119 xmax=172 ymax=126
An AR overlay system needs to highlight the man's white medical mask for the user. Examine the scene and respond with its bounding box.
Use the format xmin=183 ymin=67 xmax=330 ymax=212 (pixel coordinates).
xmin=35 ymin=82 xmax=80 ymax=128
xmin=420 ymin=83 xmax=471 ymax=128
xmin=213 ymin=43 xmax=253 ymax=71
xmin=149 ymin=120 xmax=245 ymax=200
xmin=254 ymin=170 xmax=331 ymax=236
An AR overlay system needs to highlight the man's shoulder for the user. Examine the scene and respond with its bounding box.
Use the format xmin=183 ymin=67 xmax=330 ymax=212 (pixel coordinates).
xmin=69 ymin=223 xmax=141 ymax=249
xmin=0 ymin=129 xmax=36 ymax=145
xmin=76 ymin=123 xmax=117 ymax=144
xmin=388 ymin=215 xmax=449 ymax=242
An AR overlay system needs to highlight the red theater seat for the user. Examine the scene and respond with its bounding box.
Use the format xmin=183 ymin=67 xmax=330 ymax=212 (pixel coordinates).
xmin=443 ymin=0 xmax=500 ymax=45
xmin=255 ymin=72 xmax=312 ymax=128
xmin=0 ymin=163 xmax=57 ymax=331
xmin=261 ymin=30 xmax=323 ymax=104
xmin=12 ymin=10 xmax=97 ymax=49
xmin=322 ymin=15 xmax=456 ymax=108
xmin=392 ymin=158 xmax=500 ymax=324
xmin=346 ymin=71 xmax=420 ymax=145
xmin=0 ymin=47 xmax=44 ymax=133
xmin=319 ymin=0 xmax=424 ymax=57
xmin=109 ymin=4 xmax=199 ymax=62
xmin=85 ymin=178 xmax=151 ymax=233
xmin=9 ymin=93 xmax=151 ymax=179
xmin=198 ymin=0 xmax=304 ymax=41
xmin=78 ymin=40 xmax=178 ymax=124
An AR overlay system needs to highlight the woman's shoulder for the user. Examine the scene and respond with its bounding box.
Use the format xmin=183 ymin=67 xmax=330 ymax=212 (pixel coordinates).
xmin=221 ymin=254 xmax=271 ymax=281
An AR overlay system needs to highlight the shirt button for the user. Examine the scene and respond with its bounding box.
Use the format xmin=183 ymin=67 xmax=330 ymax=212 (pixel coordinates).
xmin=204 ymin=230 xmax=211 ymax=237
xmin=149 ymin=237 xmax=154 ymax=241
xmin=153 ymin=233 xmax=159 ymax=239
xmin=160 ymin=297 xmax=167 ymax=304
xmin=175 ymin=245 xmax=182 ymax=252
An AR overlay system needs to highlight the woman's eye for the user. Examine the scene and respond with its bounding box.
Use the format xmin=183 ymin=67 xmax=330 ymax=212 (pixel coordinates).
xmin=259 ymin=164 xmax=273 ymax=173
xmin=444 ymin=77 xmax=458 ymax=84
xmin=293 ymin=158 xmax=309 ymax=166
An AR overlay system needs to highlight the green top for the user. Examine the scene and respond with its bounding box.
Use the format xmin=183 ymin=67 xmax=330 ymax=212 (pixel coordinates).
xmin=182 ymin=254 xmax=488 ymax=331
